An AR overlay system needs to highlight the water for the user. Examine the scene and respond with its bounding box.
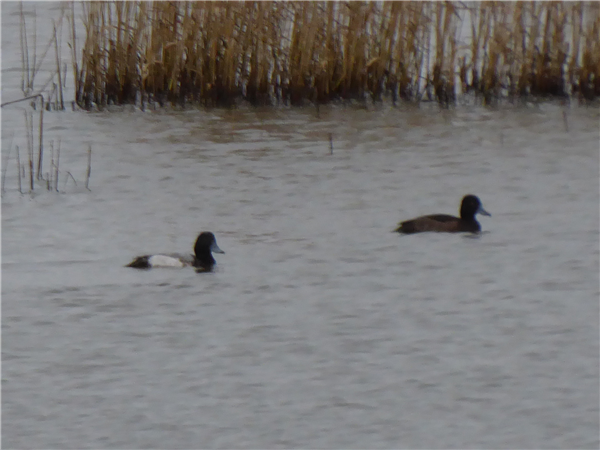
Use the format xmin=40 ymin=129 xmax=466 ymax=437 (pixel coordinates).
xmin=3 ymin=103 xmax=599 ymax=449
xmin=2 ymin=3 xmax=599 ymax=450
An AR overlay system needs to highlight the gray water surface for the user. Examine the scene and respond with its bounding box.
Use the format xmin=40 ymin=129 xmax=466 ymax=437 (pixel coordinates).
xmin=2 ymin=3 xmax=600 ymax=449
xmin=2 ymin=103 xmax=599 ymax=449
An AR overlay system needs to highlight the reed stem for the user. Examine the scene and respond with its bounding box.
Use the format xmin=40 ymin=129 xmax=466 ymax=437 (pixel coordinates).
xmin=16 ymin=145 xmax=23 ymax=194
xmin=37 ymin=96 xmax=44 ymax=179
xmin=1 ymin=132 xmax=14 ymax=195
xmin=85 ymin=144 xmax=92 ymax=191
xmin=55 ymin=139 xmax=61 ymax=191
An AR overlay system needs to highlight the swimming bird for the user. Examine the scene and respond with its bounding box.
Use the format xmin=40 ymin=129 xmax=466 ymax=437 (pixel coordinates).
xmin=395 ymin=194 xmax=491 ymax=234
xmin=127 ymin=232 xmax=224 ymax=272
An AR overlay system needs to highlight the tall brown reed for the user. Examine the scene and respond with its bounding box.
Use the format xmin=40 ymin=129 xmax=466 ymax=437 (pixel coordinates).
xmin=74 ymin=1 xmax=600 ymax=109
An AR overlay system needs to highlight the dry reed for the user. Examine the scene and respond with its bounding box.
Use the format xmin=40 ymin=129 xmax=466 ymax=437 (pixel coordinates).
xmin=54 ymin=139 xmax=61 ymax=192
xmin=63 ymin=1 xmax=600 ymax=108
xmin=2 ymin=87 xmax=91 ymax=195
xmin=16 ymin=145 xmax=23 ymax=194
xmin=1 ymin=132 xmax=14 ymax=195
xmin=85 ymin=145 xmax=92 ymax=191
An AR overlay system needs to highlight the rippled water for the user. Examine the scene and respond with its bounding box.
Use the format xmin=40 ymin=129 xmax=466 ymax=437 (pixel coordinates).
xmin=2 ymin=3 xmax=600 ymax=450
xmin=3 ymin=102 xmax=599 ymax=449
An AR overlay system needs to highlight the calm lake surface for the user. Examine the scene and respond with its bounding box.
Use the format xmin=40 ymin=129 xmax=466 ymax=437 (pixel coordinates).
xmin=3 ymin=102 xmax=599 ymax=450
xmin=2 ymin=3 xmax=599 ymax=450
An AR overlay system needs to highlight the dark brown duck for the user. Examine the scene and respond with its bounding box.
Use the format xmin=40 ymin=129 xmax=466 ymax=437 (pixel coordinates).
xmin=395 ymin=195 xmax=491 ymax=234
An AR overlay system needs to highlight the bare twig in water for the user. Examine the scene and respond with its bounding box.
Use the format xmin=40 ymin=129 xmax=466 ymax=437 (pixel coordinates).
xmin=23 ymin=110 xmax=35 ymax=191
xmin=23 ymin=110 xmax=32 ymax=156
xmin=49 ymin=140 xmax=54 ymax=190
xmin=0 ymin=93 xmax=44 ymax=108
xmin=28 ymin=143 xmax=35 ymax=192
xmin=69 ymin=2 xmax=79 ymax=102
xmin=562 ymin=110 xmax=569 ymax=132
xmin=37 ymin=96 xmax=44 ymax=179
xmin=19 ymin=3 xmax=30 ymax=95
xmin=32 ymin=8 xmax=37 ymax=90
xmin=16 ymin=145 xmax=23 ymax=194
xmin=329 ymin=133 xmax=333 ymax=155
xmin=53 ymin=21 xmax=64 ymax=110
xmin=64 ymin=171 xmax=77 ymax=188
xmin=54 ymin=139 xmax=61 ymax=191
xmin=1 ymin=131 xmax=15 ymax=195
xmin=85 ymin=144 xmax=92 ymax=190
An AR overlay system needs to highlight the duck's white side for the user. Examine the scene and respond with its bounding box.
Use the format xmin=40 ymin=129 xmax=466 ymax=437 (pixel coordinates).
xmin=147 ymin=254 xmax=192 ymax=268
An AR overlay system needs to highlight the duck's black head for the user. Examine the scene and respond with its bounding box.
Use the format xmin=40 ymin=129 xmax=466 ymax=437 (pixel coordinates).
xmin=460 ymin=195 xmax=491 ymax=220
xmin=193 ymin=232 xmax=225 ymax=271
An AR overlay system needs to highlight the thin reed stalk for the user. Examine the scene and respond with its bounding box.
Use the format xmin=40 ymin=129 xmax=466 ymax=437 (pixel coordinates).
xmin=1 ymin=132 xmax=14 ymax=195
xmin=54 ymin=139 xmax=60 ymax=191
xmin=37 ymin=96 xmax=44 ymax=179
xmin=85 ymin=145 xmax=92 ymax=190
xmin=20 ymin=3 xmax=31 ymax=95
xmin=49 ymin=140 xmax=54 ymax=190
xmin=23 ymin=110 xmax=35 ymax=191
xmin=53 ymin=21 xmax=65 ymax=110
xmin=16 ymin=145 xmax=23 ymax=194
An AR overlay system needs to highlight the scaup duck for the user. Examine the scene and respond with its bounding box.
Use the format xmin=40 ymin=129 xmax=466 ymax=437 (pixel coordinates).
xmin=395 ymin=194 xmax=491 ymax=234
xmin=127 ymin=232 xmax=224 ymax=272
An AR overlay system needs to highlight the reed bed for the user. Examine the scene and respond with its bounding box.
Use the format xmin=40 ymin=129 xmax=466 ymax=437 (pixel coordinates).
xmin=69 ymin=1 xmax=600 ymax=107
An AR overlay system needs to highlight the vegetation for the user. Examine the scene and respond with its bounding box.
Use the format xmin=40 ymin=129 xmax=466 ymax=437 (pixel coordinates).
xmin=4 ymin=2 xmax=597 ymax=194
xmin=0 ymin=4 xmax=87 ymax=196
xmin=0 ymin=100 xmax=92 ymax=196
xmin=72 ymin=1 xmax=600 ymax=109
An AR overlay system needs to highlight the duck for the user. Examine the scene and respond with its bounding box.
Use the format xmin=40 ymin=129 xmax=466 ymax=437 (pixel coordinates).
xmin=395 ymin=194 xmax=491 ymax=234
xmin=126 ymin=232 xmax=224 ymax=272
